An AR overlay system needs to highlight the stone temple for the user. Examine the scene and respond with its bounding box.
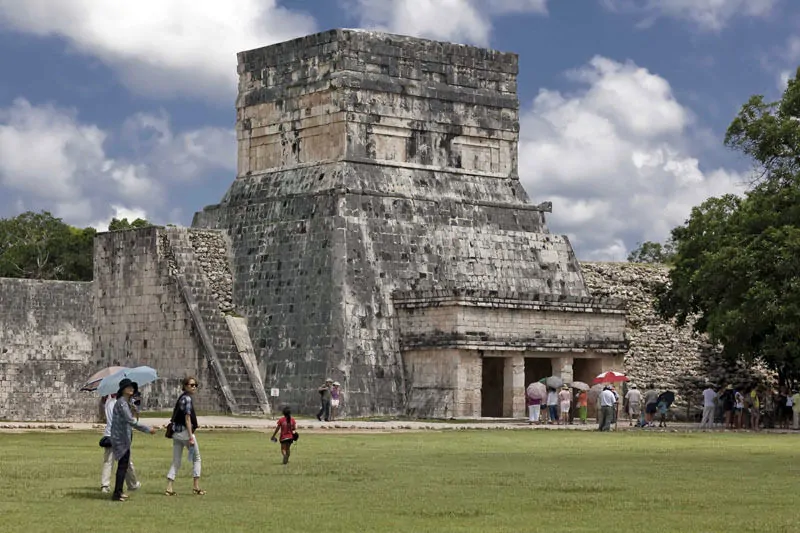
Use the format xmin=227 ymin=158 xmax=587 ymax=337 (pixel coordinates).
xmin=4 ymin=29 xmax=679 ymax=422
xmin=190 ymin=29 xmax=628 ymax=417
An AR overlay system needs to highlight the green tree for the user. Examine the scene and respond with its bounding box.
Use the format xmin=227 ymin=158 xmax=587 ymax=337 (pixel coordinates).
xmin=108 ymin=217 xmax=151 ymax=231
xmin=627 ymin=240 xmax=675 ymax=264
xmin=0 ymin=211 xmax=95 ymax=281
xmin=657 ymin=68 xmax=800 ymax=384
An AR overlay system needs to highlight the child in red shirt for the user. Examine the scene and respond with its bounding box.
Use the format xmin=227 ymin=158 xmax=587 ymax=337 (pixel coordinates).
xmin=270 ymin=407 xmax=298 ymax=465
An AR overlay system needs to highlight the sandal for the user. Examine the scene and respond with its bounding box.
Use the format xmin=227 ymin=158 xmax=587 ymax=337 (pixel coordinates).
xmin=164 ymin=490 xmax=177 ymax=496
xmin=192 ymin=489 xmax=206 ymax=495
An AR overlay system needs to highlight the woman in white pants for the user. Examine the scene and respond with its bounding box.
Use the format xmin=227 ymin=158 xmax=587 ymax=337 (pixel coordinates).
xmin=100 ymin=394 xmax=139 ymax=493
xmin=165 ymin=376 xmax=205 ymax=496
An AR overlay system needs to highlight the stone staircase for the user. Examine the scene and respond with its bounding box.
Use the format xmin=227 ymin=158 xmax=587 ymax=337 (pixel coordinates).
xmin=162 ymin=228 xmax=269 ymax=415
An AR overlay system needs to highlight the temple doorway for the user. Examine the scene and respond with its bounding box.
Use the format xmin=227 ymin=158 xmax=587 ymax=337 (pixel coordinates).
xmin=524 ymin=357 xmax=552 ymax=387
xmin=480 ymin=357 xmax=504 ymax=417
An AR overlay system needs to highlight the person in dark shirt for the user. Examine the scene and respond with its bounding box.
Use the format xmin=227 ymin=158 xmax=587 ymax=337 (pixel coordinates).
xmin=317 ymin=378 xmax=333 ymax=421
xmin=165 ymin=376 xmax=205 ymax=496
xmin=719 ymin=385 xmax=735 ymax=429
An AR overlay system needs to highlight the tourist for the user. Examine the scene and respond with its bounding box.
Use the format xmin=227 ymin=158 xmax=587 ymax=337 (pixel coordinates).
xmin=165 ymin=376 xmax=205 ymax=496
xmin=558 ymin=385 xmax=571 ymax=425
xmin=317 ymin=378 xmax=333 ymax=421
xmin=700 ymin=384 xmax=717 ymax=429
xmin=270 ymin=406 xmax=298 ymax=465
xmin=734 ymin=388 xmax=745 ymax=429
xmin=643 ymin=384 xmax=659 ymax=427
xmin=109 ymin=379 xmax=158 ymax=502
xmin=330 ymin=381 xmax=341 ymax=421
xmin=100 ymin=394 xmax=140 ymax=494
xmin=526 ymin=392 xmax=541 ymax=424
xmin=546 ymin=387 xmax=559 ymax=424
xmin=719 ymin=385 xmax=735 ymax=428
xmin=749 ymin=387 xmax=760 ymax=431
xmin=624 ymin=385 xmax=642 ymax=427
xmin=610 ymin=385 xmax=620 ymax=425
xmin=792 ymin=390 xmax=800 ymax=429
xmin=657 ymin=398 xmax=669 ymax=427
xmin=598 ymin=386 xmax=615 ymax=431
xmin=576 ymin=389 xmax=588 ymax=424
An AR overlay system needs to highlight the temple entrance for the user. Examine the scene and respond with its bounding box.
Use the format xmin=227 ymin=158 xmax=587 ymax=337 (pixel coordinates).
xmin=481 ymin=357 xmax=504 ymax=417
xmin=525 ymin=357 xmax=552 ymax=386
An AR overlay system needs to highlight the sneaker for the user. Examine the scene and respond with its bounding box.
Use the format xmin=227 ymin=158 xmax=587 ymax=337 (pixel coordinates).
xmin=129 ymin=482 xmax=141 ymax=491
xmin=101 ymin=486 xmax=110 ymax=494
xmin=316 ymin=414 xmax=322 ymax=421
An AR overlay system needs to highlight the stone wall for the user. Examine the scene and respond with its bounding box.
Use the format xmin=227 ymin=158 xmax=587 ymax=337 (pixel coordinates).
xmin=394 ymin=289 xmax=626 ymax=353
xmin=581 ymin=262 xmax=774 ymax=415
xmin=0 ymin=278 xmax=96 ymax=421
xmin=93 ymin=227 xmax=226 ymax=413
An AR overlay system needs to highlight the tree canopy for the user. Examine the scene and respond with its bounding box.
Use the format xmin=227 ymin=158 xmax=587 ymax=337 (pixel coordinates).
xmin=658 ymin=68 xmax=800 ymax=384
xmin=0 ymin=211 xmax=96 ymax=281
xmin=0 ymin=211 xmax=154 ymax=282
xmin=108 ymin=217 xmax=151 ymax=231
xmin=627 ymin=240 xmax=675 ymax=264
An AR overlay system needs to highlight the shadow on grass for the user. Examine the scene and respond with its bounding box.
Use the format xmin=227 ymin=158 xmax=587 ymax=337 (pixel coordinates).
xmin=64 ymin=488 xmax=109 ymax=501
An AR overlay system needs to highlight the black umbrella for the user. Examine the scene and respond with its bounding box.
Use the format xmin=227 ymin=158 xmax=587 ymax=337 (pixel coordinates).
xmin=658 ymin=391 xmax=675 ymax=407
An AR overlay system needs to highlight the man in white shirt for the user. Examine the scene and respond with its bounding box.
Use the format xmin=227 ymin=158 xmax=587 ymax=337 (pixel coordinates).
xmin=100 ymin=394 xmax=140 ymax=493
xmin=598 ymin=386 xmax=616 ymax=431
xmin=700 ymin=385 xmax=717 ymax=429
xmin=625 ymin=385 xmax=642 ymax=426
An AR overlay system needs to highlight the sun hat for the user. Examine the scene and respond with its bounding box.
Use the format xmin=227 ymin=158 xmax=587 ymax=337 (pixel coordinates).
xmin=116 ymin=378 xmax=138 ymax=397
xmin=325 ymin=378 xmax=333 ymax=383
xmin=630 ymin=384 xmax=637 ymax=389
xmin=333 ymin=381 xmax=340 ymax=386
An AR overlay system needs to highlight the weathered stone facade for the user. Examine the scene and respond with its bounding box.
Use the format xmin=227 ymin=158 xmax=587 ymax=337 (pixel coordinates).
xmin=0 ymin=279 xmax=96 ymax=421
xmin=583 ymin=262 xmax=774 ymax=416
xmin=93 ymin=227 xmax=268 ymax=415
xmin=0 ymin=31 xmax=774 ymax=422
xmin=193 ymin=29 xmax=628 ymax=417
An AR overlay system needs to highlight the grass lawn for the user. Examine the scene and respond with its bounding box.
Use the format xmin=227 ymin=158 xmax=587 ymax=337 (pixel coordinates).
xmin=1 ymin=430 xmax=798 ymax=532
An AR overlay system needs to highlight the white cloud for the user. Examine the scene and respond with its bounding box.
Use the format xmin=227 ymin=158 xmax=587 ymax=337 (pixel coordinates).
xmin=346 ymin=0 xmax=548 ymax=46
xmin=0 ymin=99 xmax=232 ymax=228
xmin=776 ymin=36 xmax=800 ymax=90
xmin=602 ymin=0 xmax=779 ymax=31
xmin=519 ymin=56 xmax=747 ymax=260
xmin=0 ymin=98 xmax=158 ymax=225
xmin=0 ymin=0 xmax=316 ymax=100
xmin=121 ymin=112 xmax=236 ymax=182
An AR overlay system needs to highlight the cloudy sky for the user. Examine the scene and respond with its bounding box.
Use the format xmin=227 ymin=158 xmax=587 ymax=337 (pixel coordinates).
xmin=0 ymin=0 xmax=796 ymax=259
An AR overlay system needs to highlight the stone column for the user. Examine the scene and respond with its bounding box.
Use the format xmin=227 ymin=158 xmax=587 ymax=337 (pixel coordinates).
xmin=554 ymin=356 xmax=574 ymax=384
xmin=503 ymin=355 xmax=525 ymax=418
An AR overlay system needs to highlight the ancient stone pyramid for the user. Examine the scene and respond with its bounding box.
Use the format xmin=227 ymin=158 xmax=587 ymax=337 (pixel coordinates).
xmin=194 ymin=29 xmax=622 ymax=416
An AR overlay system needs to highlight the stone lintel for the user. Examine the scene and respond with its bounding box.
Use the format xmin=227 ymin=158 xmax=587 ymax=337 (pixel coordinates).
xmin=398 ymin=336 xmax=629 ymax=353
xmin=392 ymin=289 xmax=626 ymax=312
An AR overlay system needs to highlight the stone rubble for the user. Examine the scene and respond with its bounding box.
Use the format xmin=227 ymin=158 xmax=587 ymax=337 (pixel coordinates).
xmin=581 ymin=262 xmax=775 ymax=415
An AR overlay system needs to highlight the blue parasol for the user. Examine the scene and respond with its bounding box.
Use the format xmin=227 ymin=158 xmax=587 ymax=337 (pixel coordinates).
xmin=96 ymin=366 xmax=159 ymax=396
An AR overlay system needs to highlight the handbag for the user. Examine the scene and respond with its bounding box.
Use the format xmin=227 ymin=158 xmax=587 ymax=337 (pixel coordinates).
xmin=292 ymin=431 xmax=299 ymax=442
xmin=99 ymin=436 xmax=112 ymax=448
xmin=165 ymin=422 xmax=174 ymax=439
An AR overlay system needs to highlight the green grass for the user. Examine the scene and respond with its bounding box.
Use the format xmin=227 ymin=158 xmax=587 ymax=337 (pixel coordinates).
xmin=1 ymin=430 xmax=798 ymax=532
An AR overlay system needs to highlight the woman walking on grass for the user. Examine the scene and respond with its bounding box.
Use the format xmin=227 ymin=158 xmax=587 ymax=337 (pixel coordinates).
xmin=271 ymin=407 xmax=298 ymax=465
xmin=165 ymin=376 xmax=205 ymax=496
xmin=109 ymin=379 xmax=158 ymax=502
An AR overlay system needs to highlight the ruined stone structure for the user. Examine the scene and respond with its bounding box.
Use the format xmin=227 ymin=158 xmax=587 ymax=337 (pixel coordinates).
xmin=192 ymin=29 xmax=628 ymax=418
xmin=0 ymin=31 xmax=773 ymax=422
xmin=0 ymin=279 xmax=96 ymax=421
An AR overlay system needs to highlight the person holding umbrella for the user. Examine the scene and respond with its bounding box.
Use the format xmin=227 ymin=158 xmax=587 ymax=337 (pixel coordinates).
xmin=109 ymin=379 xmax=158 ymax=501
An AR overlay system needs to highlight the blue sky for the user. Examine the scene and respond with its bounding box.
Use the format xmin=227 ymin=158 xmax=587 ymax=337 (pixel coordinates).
xmin=0 ymin=0 xmax=797 ymax=259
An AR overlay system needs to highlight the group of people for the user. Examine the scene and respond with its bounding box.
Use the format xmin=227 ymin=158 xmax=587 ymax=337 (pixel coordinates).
xmin=525 ymin=384 xmax=589 ymax=425
xmin=525 ymin=382 xmax=671 ymax=431
xmin=700 ymin=383 xmax=800 ymax=430
xmin=99 ymin=376 xmax=301 ymax=502
xmin=99 ymin=376 xmax=203 ymax=501
xmin=316 ymin=378 xmax=341 ymax=421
